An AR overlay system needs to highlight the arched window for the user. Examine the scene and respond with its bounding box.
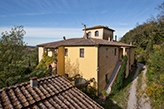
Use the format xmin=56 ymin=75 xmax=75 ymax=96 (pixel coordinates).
xmin=87 ymin=32 xmax=91 ymax=37
xmin=95 ymin=31 xmax=99 ymax=36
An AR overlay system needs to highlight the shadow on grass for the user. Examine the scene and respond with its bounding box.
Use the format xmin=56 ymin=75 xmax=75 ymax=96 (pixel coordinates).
xmin=106 ymin=67 xmax=138 ymax=109
xmin=94 ymin=97 xmax=122 ymax=109
xmin=119 ymin=66 xmax=138 ymax=91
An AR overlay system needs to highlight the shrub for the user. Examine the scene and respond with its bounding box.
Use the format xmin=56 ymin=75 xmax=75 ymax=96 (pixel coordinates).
xmin=88 ymin=86 xmax=97 ymax=97
xmin=101 ymin=90 xmax=107 ymax=97
xmin=111 ymin=55 xmax=127 ymax=93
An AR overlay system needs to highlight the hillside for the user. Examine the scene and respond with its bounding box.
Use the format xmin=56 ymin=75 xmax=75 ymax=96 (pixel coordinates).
xmin=120 ymin=2 xmax=164 ymax=108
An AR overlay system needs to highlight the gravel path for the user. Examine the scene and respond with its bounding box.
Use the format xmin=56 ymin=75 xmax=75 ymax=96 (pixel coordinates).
xmin=127 ymin=63 xmax=143 ymax=109
xmin=127 ymin=63 xmax=151 ymax=109
xmin=140 ymin=65 xmax=151 ymax=109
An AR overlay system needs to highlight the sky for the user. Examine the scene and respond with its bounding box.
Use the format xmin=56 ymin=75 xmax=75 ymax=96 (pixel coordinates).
xmin=0 ymin=0 xmax=163 ymax=46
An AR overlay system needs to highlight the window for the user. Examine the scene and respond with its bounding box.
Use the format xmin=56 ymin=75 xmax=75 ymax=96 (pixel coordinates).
xmin=81 ymin=78 xmax=86 ymax=82
xmin=106 ymin=48 xmax=108 ymax=58
xmin=87 ymin=32 xmax=91 ymax=37
xmin=65 ymin=74 xmax=69 ymax=77
xmin=106 ymin=74 xmax=108 ymax=83
xmin=65 ymin=49 xmax=68 ymax=56
xmin=75 ymin=78 xmax=79 ymax=84
xmin=114 ymin=48 xmax=116 ymax=56
xmin=95 ymin=31 xmax=99 ymax=36
xmin=80 ymin=48 xmax=84 ymax=57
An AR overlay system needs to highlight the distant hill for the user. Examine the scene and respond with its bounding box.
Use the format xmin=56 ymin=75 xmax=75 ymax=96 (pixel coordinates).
xmin=120 ymin=17 xmax=164 ymax=62
xmin=27 ymin=46 xmax=38 ymax=48
xmin=120 ymin=3 xmax=164 ymax=108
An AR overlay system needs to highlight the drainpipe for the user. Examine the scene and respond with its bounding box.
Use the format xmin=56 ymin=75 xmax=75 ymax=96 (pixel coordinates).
xmin=97 ymin=46 xmax=100 ymax=96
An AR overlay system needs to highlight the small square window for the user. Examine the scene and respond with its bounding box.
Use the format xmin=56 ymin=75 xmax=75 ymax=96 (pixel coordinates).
xmin=65 ymin=49 xmax=68 ymax=56
xmin=65 ymin=74 xmax=69 ymax=77
xmin=80 ymin=48 xmax=84 ymax=57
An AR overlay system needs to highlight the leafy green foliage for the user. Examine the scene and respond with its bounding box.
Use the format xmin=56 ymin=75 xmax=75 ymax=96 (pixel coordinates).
xmin=111 ymin=56 xmax=127 ymax=92
xmin=120 ymin=10 xmax=164 ymax=62
xmin=147 ymin=44 xmax=164 ymax=80
xmin=140 ymin=44 xmax=164 ymax=108
xmin=37 ymin=52 xmax=57 ymax=68
xmin=0 ymin=26 xmax=56 ymax=89
xmin=25 ymin=47 xmax=38 ymax=67
xmin=80 ymin=85 xmax=97 ymax=99
xmin=101 ymin=90 xmax=107 ymax=97
xmin=0 ymin=26 xmax=27 ymax=87
xmin=120 ymin=2 xmax=164 ymax=108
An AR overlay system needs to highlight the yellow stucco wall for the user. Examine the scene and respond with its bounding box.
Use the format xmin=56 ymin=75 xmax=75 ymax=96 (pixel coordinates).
xmin=119 ymin=48 xmax=123 ymax=60
xmin=64 ymin=46 xmax=98 ymax=87
xmin=57 ymin=46 xmax=65 ymax=76
xmin=38 ymin=47 xmax=44 ymax=62
xmin=48 ymin=49 xmax=53 ymax=57
xmin=86 ymin=28 xmax=113 ymax=41
xmin=86 ymin=28 xmax=104 ymax=39
xmin=98 ymin=46 xmax=119 ymax=94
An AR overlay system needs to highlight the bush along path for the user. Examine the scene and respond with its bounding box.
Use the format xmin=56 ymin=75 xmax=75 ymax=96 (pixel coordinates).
xmin=127 ymin=63 xmax=151 ymax=109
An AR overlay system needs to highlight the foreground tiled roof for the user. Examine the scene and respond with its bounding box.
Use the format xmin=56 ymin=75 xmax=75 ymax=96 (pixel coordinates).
xmin=37 ymin=38 xmax=136 ymax=48
xmin=0 ymin=75 xmax=103 ymax=109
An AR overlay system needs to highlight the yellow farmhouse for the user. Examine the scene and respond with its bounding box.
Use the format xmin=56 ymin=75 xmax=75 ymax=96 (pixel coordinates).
xmin=37 ymin=25 xmax=135 ymax=94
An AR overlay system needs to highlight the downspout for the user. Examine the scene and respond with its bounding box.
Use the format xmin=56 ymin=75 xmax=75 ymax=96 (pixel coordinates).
xmin=97 ymin=46 xmax=100 ymax=95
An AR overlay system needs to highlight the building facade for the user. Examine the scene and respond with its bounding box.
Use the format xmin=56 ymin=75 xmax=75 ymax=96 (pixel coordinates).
xmin=37 ymin=25 xmax=135 ymax=94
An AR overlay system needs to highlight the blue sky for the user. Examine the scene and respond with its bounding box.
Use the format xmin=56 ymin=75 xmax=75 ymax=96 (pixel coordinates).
xmin=0 ymin=0 xmax=163 ymax=46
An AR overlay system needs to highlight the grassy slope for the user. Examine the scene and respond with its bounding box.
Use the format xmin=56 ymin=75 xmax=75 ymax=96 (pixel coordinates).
xmin=95 ymin=68 xmax=137 ymax=109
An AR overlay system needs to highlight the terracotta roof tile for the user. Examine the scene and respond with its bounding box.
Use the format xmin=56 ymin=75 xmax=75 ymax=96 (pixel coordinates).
xmin=84 ymin=25 xmax=115 ymax=31
xmin=0 ymin=75 xmax=103 ymax=109
xmin=37 ymin=37 xmax=136 ymax=48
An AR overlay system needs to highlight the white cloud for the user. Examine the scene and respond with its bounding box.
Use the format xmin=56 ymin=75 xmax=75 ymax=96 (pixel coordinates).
xmin=25 ymin=27 xmax=83 ymax=38
xmin=0 ymin=27 xmax=84 ymax=38
xmin=0 ymin=27 xmax=132 ymax=45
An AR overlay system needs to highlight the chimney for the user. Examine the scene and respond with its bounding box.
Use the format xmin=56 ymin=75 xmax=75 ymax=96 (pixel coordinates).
xmin=108 ymin=37 xmax=110 ymax=41
xmin=115 ymin=35 xmax=117 ymax=41
xmin=30 ymin=77 xmax=38 ymax=87
xmin=63 ymin=36 xmax=66 ymax=40
xmin=130 ymin=42 xmax=132 ymax=46
xmin=83 ymin=25 xmax=88 ymax=39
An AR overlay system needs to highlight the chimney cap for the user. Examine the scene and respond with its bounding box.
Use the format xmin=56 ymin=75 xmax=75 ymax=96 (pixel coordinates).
xmin=30 ymin=77 xmax=37 ymax=80
xmin=30 ymin=77 xmax=38 ymax=87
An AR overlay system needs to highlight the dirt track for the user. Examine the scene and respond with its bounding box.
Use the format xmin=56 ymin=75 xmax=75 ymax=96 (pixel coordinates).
xmin=127 ymin=63 xmax=151 ymax=109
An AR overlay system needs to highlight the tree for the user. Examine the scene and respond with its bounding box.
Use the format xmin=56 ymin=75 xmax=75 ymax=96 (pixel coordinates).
xmin=0 ymin=26 xmax=27 ymax=88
